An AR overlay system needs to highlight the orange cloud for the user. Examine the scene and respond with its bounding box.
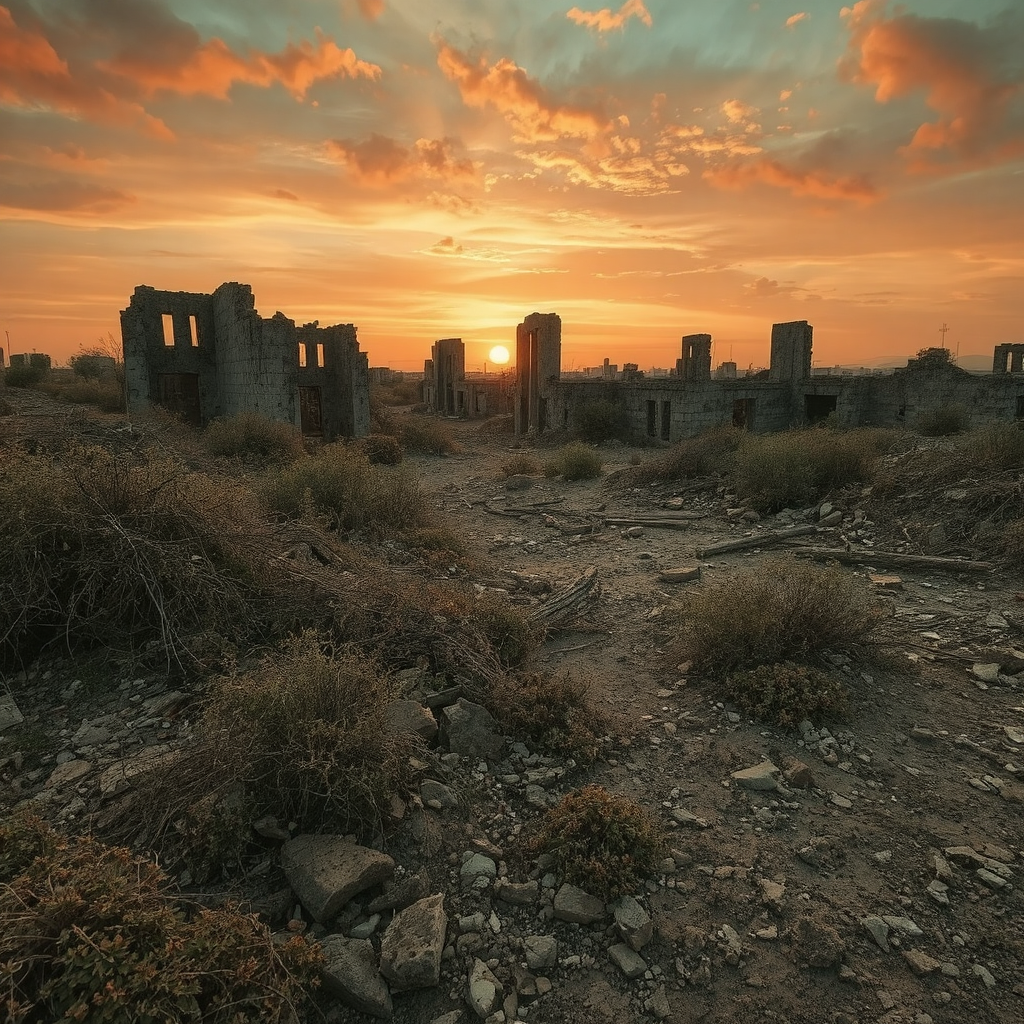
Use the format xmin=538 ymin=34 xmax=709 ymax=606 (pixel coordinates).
xmin=326 ymin=134 xmax=476 ymax=185
xmin=721 ymin=99 xmax=760 ymax=128
xmin=841 ymin=0 xmax=1023 ymax=164
xmin=785 ymin=13 xmax=809 ymax=29
xmin=566 ymin=1 xmax=652 ymax=32
xmin=102 ymin=29 xmax=379 ymax=100
xmin=436 ymin=40 xmax=610 ymax=142
xmin=704 ymin=157 xmax=879 ymax=202
xmin=356 ymin=0 xmax=384 ymax=19
xmin=0 ymin=6 xmax=172 ymax=137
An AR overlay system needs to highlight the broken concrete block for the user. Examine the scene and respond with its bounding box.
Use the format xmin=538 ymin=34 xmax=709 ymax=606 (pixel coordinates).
xmin=553 ymin=883 xmax=604 ymax=924
xmin=659 ymin=566 xmax=701 ymax=584
xmin=730 ymin=760 xmax=780 ymax=791
xmin=319 ymin=936 xmax=393 ymax=1019
xmin=379 ymin=893 xmax=447 ymax=993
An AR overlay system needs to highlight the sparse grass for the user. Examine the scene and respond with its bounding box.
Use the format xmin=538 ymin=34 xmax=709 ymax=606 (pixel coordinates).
xmin=524 ymin=785 xmax=666 ymax=899
xmin=732 ymin=428 xmax=897 ymax=512
xmin=675 ymin=557 xmax=880 ymax=679
xmin=486 ymin=670 xmax=605 ymax=761
xmin=471 ymin=593 xmax=543 ymax=669
xmin=627 ymin=425 xmax=743 ymax=484
xmin=915 ymin=405 xmax=968 ymax=436
xmin=0 ymin=814 xmax=321 ymax=1024
xmin=399 ymin=415 xmax=458 ymax=455
xmin=38 ymin=376 xmax=127 ymax=413
xmin=477 ymin=415 xmax=514 ymax=437
xmin=723 ymin=661 xmax=847 ymax=727
xmin=501 ymin=452 xmax=541 ymax=477
xmin=204 ymin=411 xmax=304 ymax=463
xmin=574 ymin=400 xmax=628 ymax=443
xmin=261 ymin=444 xmax=429 ymax=536
xmin=544 ymin=441 xmax=603 ymax=481
xmin=961 ymin=422 xmax=1024 ymax=471
xmin=0 ymin=445 xmax=264 ymax=669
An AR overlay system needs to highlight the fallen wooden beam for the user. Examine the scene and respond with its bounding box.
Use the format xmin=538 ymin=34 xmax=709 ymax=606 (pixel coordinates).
xmin=697 ymin=524 xmax=817 ymax=556
xmin=604 ymin=514 xmax=705 ymax=529
xmin=790 ymin=547 xmax=994 ymax=573
xmin=530 ymin=566 xmax=600 ymax=627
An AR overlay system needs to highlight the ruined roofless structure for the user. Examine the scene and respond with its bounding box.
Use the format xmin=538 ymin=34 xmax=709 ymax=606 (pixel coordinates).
xmin=120 ymin=283 xmax=369 ymax=440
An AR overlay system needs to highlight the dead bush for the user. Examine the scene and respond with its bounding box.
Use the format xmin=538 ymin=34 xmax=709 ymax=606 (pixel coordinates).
xmin=0 ymin=815 xmax=321 ymax=1023
xmin=400 ymin=415 xmax=458 ymax=455
xmin=628 ymin=425 xmax=743 ymax=484
xmin=204 ymin=411 xmax=304 ymax=463
xmin=523 ymin=786 xmax=666 ymax=899
xmin=361 ymin=432 xmax=403 ymax=465
xmin=500 ymin=452 xmax=541 ymax=477
xmin=0 ymin=445 xmax=265 ymax=669
xmin=675 ymin=557 xmax=880 ymax=678
xmin=915 ymin=405 xmax=968 ymax=436
xmin=261 ymin=444 xmax=429 ymax=536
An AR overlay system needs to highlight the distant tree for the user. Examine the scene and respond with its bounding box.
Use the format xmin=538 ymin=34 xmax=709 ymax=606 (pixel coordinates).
xmin=914 ymin=347 xmax=953 ymax=368
xmin=69 ymin=334 xmax=124 ymax=383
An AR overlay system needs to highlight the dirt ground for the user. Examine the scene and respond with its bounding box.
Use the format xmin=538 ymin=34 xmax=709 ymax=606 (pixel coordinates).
xmin=2 ymin=394 xmax=1022 ymax=1024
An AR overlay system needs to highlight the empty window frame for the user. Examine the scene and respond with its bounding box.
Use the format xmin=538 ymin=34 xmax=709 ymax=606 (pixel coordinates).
xmin=161 ymin=314 xmax=175 ymax=347
xmin=188 ymin=315 xmax=199 ymax=347
xmin=298 ymin=343 xmax=307 ymax=368
xmin=660 ymin=400 xmax=671 ymax=441
xmin=316 ymin=343 xmax=325 ymax=368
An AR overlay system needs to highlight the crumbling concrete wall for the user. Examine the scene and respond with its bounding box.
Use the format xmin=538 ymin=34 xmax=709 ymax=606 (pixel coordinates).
xmin=515 ymin=313 xmax=561 ymax=434
xmin=426 ymin=338 xmax=465 ymax=415
xmin=120 ymin=282 xmax=368 ymax=439
xmin=678 ymin=334 xmax=712 ymax=380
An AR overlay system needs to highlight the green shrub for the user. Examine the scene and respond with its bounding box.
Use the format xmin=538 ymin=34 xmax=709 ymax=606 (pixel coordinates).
xmin=400 ymin=416 xmax=457 ymax=455
xmin=204 ymin=411 xmax=304 ymax=463
xmin=544 ymin=442 xmax=603 ymax=481
xmin=915 ymin=405 xmax=968 ymax=436
xmin=261 ymin=444 xmax=428 ymax=535
xmin=361 ymin=433 xmax=403 ymax=465
xmin=574 ymin=400 xmax=627 ymax=443
xmin=0 ymin=815 xmax=321 ymax=1024
xmin=676 ymin=558 xmax=880 ymax=678
xmin=723 ymin=661 xmax=848 ymax=726
xmin=487 ymin=671 xmax=604 ymax=760
xmin=472 ymin=593 xmax=542 ymax=669
xmin=0 ymin=446 xmax=263 ymax=668
xmin=524 ymin=786 xmax=666 ymax=899
xmin=732 ymin=428 xmax=894 ymax=512
xmin=628 ymin=425 xmax=743 ymax=484
xmin=501 ymin=453 xmax=541 ymax=477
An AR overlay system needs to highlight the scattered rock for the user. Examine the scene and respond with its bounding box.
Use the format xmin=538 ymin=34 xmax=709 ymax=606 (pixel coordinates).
xmin=460 ymin=853 xmax=497 ymax=891
xmin=281 ymin=835 xmax=395 ymax=924
xmin=861 ymin=916 xmax=890 ymax=952
xmin=379 ymin=893 xmax=448 ymax=993
xmin=467 ymin=958 xmax=503 ymax=1019
xmin=608 ymin=942 xmax=648 ymax=979
xmin=523 ymin=935 xmax=557 ymax=970
xmin=903 ymin=950 xmax=942 ymax=976
xmin=731 ymin=760 xmax=780 ymax=792
xmin=659 ymin=566 xmax=701 ymax=584
xmin=320 ymin=935 xmax=393 ymax=1019
xmin=442 ymin=699 xmax=503 ymax=760
xmin=0 ymin=694 xmax=25 ymax=732
xmin=421 ymin=779 xmax=459 ymax=809
xmin=972 ymin=663 xmax=1000 ymax=684
xmin=387 ymin=699 xmax=438 ymax=742
xmin=553 ymin=883 xmax=605 ymax=924
xmin=612 ymin=895 xmax=653 ymax=951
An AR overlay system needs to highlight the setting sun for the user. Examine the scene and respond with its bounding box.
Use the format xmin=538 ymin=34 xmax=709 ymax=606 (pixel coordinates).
xmin=488 ymin=345 xmax=511 ymax=365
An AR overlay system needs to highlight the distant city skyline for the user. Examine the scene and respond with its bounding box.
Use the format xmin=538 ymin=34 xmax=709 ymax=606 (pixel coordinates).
xmin=2 ymin=1 xmax=1021 ymax=370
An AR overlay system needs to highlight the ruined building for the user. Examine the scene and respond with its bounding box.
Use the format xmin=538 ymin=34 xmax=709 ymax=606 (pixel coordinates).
xmin=502 ymin=315 xmax=1024 ymax=440
xmin=120 ymin=283 xmax=369 ymax=439
xmin=422 ymin=337 xmax=513 ymax=418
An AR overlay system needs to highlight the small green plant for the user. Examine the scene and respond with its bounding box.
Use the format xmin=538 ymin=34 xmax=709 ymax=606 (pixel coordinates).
xmin=261 ymin=444 xmax=428 ymax=535
xmin=524 ymin=786 xmax=666 ymax=899
xmin=723 ymin=661 xmax=847 ymax=726
xmin=361 ymin=433 xmax=403 ymax=465
xmin=486 ymin=671 xmax=604 ymax=760
xmin=204 ymin=411 xmax=304 ymax=463
xmin=574 ymin=400 xmax=627 ymax=443
xmin=676 ymin=558 xmax=880 ymax=678
xmin=501 ymin=452 xmax=540 ymax=477
xmin=0 ymin=815 xmax=322 ymax=1024
xmin=400 ymin=416 xmax=457 ymax=455
xmin=915 ymin=405 xmax=967 ymax=436
xmin=544 ymin=442 xmax=603 ymax=481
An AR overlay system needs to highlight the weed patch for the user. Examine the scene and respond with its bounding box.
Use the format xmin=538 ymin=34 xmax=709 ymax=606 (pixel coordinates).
xmin=915 ymin=405 xmax=968 ymax=436
xmin=501 ymin=452 xmax=541 ymax=477
xmin=361 ymin=433 xmax=403 ymax=465
xmin=400 ymin=415 xmax=457 ymax=455
xmin=627 ymin=425 xmax=742 ymax=484
xmin=723 ymin=661 xmax=847 ymax=726
xmin=524 ymin=786 xmax=666 ymax=899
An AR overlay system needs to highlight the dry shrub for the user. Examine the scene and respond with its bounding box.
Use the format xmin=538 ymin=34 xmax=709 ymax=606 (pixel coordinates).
xmin=361 ymin=433 xmax=403 ymax=465
xmin=204 ymin=411 xmax=303 ymax=463
xmin=723 ymin=661 xmax=847 ymax=727
xmin=733 ymin=428 xmax=896 ymax=512
xmin=0 ymin=445 xmax=264 ymax=669
xmin=501 ymin=452 xmax=541 ymax=477
xmin=676 ymin=558 xmax=880 ymax=678
xmin=915 ymin=405 xmax=968 ymax=436
xmin=471 ymin=594 xmax=543 ymax=670
xmin=0 ymin=815 xmax=321 ymax=1024
xmin=37 ymin=376 xmax=126 ymax=413
xmin=400 ymin=415 xmax=458 ymax=455
xmin=524 ymin=786 xmax=666 ymax=899
xmin=477 ymin=415 xmax=514 ymax=437
xmin=544 ymin=441 xmax=603 ymax=481
xmin=627 ymin=425 xmax=743 ymax=484
xmin=487 ymin=671 xmax=604 ymax=760
xmin=261 ymin=444 xmax=428 ymax=536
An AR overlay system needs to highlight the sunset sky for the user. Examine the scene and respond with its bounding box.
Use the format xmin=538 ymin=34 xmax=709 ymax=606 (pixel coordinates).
xmin=2 ymin=0 xmax=1022 ymax=372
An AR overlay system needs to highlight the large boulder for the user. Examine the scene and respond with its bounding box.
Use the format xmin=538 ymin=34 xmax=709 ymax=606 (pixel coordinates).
xmin=281 ymin=835 xmax=394 ymax=924
xmin=320 ymin=935 xmax=392 ymax=1019
xmin=553 ymin=883 xmax=605 ymax=924
xmin=442 ymin=699 xmax=503 ymax=760
xmin=380 ymin=893 xmax=448 ymax=992
xmin=386 ymin=699 xmax=438 ymax=742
